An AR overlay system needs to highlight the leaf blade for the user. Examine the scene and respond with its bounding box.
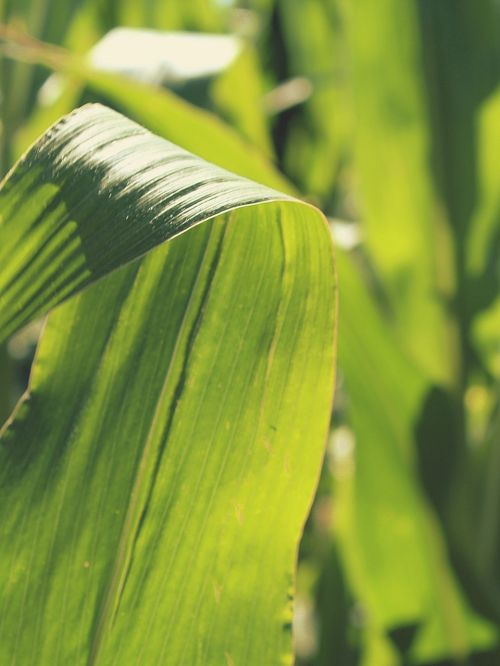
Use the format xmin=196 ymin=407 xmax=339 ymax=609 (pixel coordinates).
xmin=0 ymin=105 xmax=336 ymax=664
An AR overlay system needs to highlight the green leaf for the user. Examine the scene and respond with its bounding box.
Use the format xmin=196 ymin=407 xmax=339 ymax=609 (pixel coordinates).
xmin=211 ymin=45 xmax=273 ymax=157
xmin=0 ymin=104 xmax=336 ymax=664
xmin=277 ymin=0 xmax=352 ymax=202
xmin=342 ymin=1 xmax=500 ymax=656
xmin=334 ymin=248 xmax=495 ymax=663
xmin=0 ymin=343 xmax=12 ymax=423
xmin=345 ymin=0 xmax=457 ymax=385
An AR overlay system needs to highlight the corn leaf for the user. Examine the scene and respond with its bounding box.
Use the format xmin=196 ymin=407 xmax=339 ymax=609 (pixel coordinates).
xmin=0 ymin=104 xmax=336 ymax=664
xmin=345 ymin=0 xmax=456 ymax=385
xmin=335 ymin=249 xmax=495 ymax=663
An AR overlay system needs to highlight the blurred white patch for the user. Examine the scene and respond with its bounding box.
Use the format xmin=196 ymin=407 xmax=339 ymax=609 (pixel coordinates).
xmin=38 ymin=73 xmax=64 ymax=106
xmin=293 ymin=596 xmax=318 ymax=660
xmin=264 ymin=77 xmax=313 ymax=114
xmin=329 ymin=426 xmax=356 ymax=478
xmin=329 ymin=218 xmax=362 ymax=250
xmin=88 ymin=28 xmax=242 ymax=85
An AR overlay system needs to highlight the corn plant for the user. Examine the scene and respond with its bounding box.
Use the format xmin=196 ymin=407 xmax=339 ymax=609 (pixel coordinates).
xmin=1 ymin=0 xmax=499 ymax=664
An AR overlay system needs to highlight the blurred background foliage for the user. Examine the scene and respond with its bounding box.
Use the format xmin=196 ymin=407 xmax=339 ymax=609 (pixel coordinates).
xmin=1 ymin=0 xmax=499 ymax=663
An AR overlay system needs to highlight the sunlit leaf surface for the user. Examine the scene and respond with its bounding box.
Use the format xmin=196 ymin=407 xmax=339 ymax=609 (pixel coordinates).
xmin=0 ymin=104 xmax=336 ymax=664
